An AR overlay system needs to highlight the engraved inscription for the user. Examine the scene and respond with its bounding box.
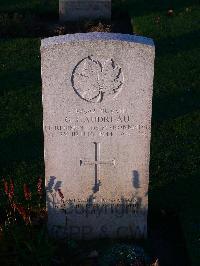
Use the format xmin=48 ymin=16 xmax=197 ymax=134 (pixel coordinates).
xmin=71 ymin=56 xmax=124 ymax=103
xmin=44 ymin=106 xmax=150 ymax=138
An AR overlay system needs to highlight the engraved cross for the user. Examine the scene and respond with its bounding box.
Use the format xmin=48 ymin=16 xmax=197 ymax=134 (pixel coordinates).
xmin=80 ymin=142 xmax=115 ymax=193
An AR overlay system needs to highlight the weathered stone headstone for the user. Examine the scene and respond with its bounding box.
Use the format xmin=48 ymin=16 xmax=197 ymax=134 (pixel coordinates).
xmin=41 ymin=33 xmax=155 ymax=239
xmin=59 ymin=0 xmax=111 ymax=22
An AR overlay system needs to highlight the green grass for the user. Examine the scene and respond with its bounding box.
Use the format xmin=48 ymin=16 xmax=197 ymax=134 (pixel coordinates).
xmin=0 ymin=0 xmax=200 ymax=265
xmin=126 ymin=1 xmax=200 ymax=265
xmin=0 ymin=38 xmax=43 ymax=199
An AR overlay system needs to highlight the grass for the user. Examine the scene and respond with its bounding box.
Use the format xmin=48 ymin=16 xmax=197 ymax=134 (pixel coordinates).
xmin=0 ymin=38 xmax=43 ymax=189
xmin=126 ymin=1 xmax=200 ymax=265
xmin=0 ymin=0 xmax=200 ymax=265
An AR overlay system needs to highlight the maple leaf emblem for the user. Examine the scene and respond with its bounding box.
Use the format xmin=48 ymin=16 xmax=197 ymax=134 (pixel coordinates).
xmin=72 ymin=56 xmax=124 ymax=102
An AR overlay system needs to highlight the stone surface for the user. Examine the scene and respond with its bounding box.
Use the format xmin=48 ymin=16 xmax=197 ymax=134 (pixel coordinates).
xmin=59 ymin=0 xmax=111 ymax=22
xmin=41 ymin=32 xmax=155 ymax=240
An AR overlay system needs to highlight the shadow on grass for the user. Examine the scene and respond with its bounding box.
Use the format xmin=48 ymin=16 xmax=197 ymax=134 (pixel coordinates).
xmin=0 ymin=68 xmax=40 ymax=95
xmin=152 ymin=29 xmax=200 ymax=122
xmin=152 ymin=88 xmax=200 ymax=122
xmin=156 ymin=29 xmax=200 ymax=56
xmin=0 ymin=129 xmax=43 ymax=163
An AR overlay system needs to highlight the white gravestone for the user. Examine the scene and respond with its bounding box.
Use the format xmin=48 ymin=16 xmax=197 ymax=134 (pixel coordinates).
xmin=59 ymin=0 xmax=111 ymax=22
xmin=41 ymin=33 xmax=155 ymax=240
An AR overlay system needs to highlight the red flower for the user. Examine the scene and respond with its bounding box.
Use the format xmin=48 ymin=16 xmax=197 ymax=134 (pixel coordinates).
xmin=37 ymin=177 xmax=43 ymax=197
xmin=8 ymin=179 xmax=14 ymax=200
xmin=3 ymin=178 xmax=9 ymax=195
xmin=23 ymin=184 xmax=31 ymax=201
xmin=13 ymin=203 xmax=30 ymax=224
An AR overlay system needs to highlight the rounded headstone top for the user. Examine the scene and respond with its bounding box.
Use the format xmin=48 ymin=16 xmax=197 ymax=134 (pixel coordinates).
xmin=41 ymin=32 xmax=154 ymax=49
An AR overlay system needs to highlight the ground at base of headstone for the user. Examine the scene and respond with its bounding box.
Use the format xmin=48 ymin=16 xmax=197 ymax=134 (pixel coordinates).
xmin=52 ymin=210 xmax=188 ymax=266
xmin=0 ymin=202 xmax=188 ymax=266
